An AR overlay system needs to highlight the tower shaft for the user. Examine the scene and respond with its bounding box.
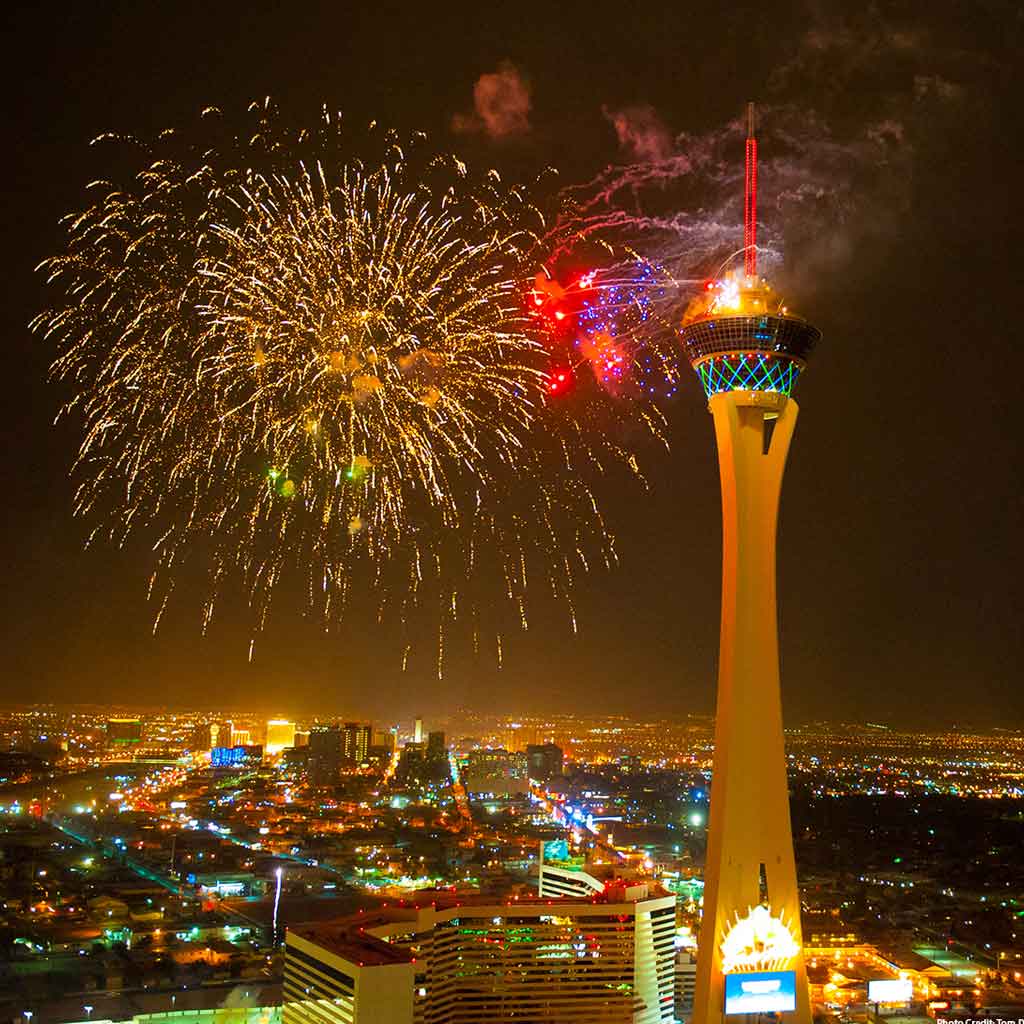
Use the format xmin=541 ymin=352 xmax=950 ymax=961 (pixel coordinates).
xmin=691 ymin=390 xmax=810 ymax=1024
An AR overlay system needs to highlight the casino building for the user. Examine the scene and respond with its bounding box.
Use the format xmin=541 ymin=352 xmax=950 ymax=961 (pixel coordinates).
xmin=283 ymin=889 xmax=676 ymax=1024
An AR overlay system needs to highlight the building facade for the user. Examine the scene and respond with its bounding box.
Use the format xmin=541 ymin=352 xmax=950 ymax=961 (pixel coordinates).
xmin=426 ymin=731 xmax=446 ymax=759
xmin=284 ymin=924 xmax=414 ymax=1024
xmin=307 ymin=726 xmax=343 ymax=787
xmin=526 ymin=742 xmax=564 ymax=782
xmin=341 ymin=722 xmax=371 ymax=764
xmin=265 ymin=720 xmax=296 ymax=755
xmin=106 ymin=718 xmax=143 ymax=745
xmin=675 ymin=951 xmax=697 ymax=1018
xmin=285 ymin=891 xmax=676 ymax=1024
xmin=463 ymin=748 xmax=529 ymax=796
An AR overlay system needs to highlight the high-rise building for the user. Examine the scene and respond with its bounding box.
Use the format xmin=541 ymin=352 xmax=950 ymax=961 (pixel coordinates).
xmin=463 ymin=748 xmax=529 ymax=796
xmin=371 ymin=728 xmax=395 ymax=751
xmin=284 ymin=921 xmax=413 ymax=1024
xmin=675 ymin=951 xmax=698 ymax=1018
xmin=426 ymin=730 xmax=446 ymax=759
xmin=284 ymin=889 xmax=676 ymax=1023
xmin=413 ymin=716 xmax=423 ymax=744
xmin=307 ymin=726 xmax=343 ymax=787
xmin=679 ymin=104 xmax=818 ymax=1024
xmin=538 ymin=839 xmax=606 ymax=899
xmin=537 ymin=840 xmax=653 ymax=901
xmin=265 ymin=720 xmax=296 ymax=755
xmin=526 ymin=742 xmax=564 ymax=782
xmin=395 ymin=741 xmax=425 ymax=785
xmin=282 ymin=746 xmax=309 ymax=771
xmin=106 ymin=718 xmax=143 ymax=745
xmin=503 ymin=721 xmax=538 ymax=752
xmin=368 ymin=729 xmax=396 ymax=765
xmin=341 ymin=722 xmax=371 ymax=764
xmin=190 ymin=722 xmax=216 ymax=751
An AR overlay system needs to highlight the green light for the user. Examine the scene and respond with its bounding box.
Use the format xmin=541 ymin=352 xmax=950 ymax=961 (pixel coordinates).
xmin=696 ymin=354 xmax=800 ymax=399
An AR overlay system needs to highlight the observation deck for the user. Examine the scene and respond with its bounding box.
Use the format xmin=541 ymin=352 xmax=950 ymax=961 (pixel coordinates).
xmin=681 ymin=272 xmax=820 ymax=401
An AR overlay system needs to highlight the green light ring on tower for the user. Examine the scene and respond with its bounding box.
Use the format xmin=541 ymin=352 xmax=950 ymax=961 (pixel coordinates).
xmin=695 ymin=354 xmax=802 ymax=399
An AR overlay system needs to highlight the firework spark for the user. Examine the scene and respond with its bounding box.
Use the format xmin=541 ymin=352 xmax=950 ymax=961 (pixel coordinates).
xmin=530 ymin=250 xmax=683 ymax=400
xmin=34 ymin=104 xmax=651 ymax=666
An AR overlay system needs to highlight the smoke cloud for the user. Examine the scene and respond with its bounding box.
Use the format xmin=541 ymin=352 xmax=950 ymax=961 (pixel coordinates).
xmin=563 ymin=5 xmax=988 ymax=302
xmin=452 ymin=62 xmax=532 ymax=140
xmin=602 ymin=104 xmax=673 ymax=163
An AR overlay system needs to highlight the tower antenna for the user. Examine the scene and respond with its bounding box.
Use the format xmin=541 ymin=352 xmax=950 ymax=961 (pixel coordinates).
xmin=744 ymin=101 xmax=757 ymax=278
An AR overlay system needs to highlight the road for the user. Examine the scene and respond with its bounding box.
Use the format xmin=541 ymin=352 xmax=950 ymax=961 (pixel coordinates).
xmin=46 ymin=813 xmax=183 ymax=894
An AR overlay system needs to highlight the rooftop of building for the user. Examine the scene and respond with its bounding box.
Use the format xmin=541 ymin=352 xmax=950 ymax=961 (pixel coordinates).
xmin=383 ymin=884 xmax=669 ymax=912
xmin=288 ymin=888 xmax=671 ymax=966
xmin=288 ymin=886 xmax=674 ymax=968
xmin=877 ymin=946 xmax=958 ymax=975
xmin=289 ymin=922 xmax=415 ymax=967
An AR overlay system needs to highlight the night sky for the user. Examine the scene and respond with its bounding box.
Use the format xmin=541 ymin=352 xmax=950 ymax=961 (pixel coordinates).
xmin=1 ymin=2 xmax=1020 ymax=723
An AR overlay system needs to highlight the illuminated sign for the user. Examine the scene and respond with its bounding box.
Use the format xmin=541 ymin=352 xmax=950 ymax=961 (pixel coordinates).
xmin=542 ymin=839 xmax=570 ymax=863
xmin=720 ymin=905 xmax=800 ymax=974
xmin=868 ymin=979 xmax=913 ymax=1004
xmin=211 ymin=746 xmax=247 ymax=768
xmin=725 ymin=971 xmax=797 ymax=1015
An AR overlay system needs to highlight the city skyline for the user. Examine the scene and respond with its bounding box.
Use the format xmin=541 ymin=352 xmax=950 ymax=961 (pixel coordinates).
xmin=3 ymin=702 xmax=1023 ymax=1021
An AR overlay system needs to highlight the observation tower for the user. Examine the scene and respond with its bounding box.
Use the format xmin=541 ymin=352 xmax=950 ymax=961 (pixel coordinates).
xmin=682 ymin=104 xmax=820 ymax=1024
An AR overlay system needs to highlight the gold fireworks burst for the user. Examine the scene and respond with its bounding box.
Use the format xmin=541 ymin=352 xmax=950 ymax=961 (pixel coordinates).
xmin=33 ymin=105 xmax=651 ymax=667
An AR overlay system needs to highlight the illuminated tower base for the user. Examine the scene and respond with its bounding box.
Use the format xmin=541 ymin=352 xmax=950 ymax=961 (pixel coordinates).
xmin=691 ymin=388 xmax=810 ymax=1024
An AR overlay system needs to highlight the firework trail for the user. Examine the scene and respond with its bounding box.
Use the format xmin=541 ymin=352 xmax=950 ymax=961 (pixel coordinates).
xmin=565 ymin=103 xmax=911 ymax=296
xmin=527 ymin=100 xmax=912 ymax=402
xmin=34 ymin=102 xmax=656 ymax=668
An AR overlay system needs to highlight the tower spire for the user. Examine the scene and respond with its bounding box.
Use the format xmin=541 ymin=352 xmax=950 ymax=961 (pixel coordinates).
xmin=744 ymin=101 xmax=757 ymax=278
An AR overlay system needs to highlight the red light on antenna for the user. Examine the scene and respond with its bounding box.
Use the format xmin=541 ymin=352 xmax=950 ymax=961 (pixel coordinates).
xmin=744 ymin=102 xmax=758 ymax=277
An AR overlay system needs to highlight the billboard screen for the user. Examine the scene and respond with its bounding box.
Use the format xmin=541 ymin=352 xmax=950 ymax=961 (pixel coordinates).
xmin=542 ymin=839 xmax=570 ymax=862
xmin=868 ymin=979 xmax=912 ymax=1004
xmin=725 ymin=971 xmax=797 ymax=1015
